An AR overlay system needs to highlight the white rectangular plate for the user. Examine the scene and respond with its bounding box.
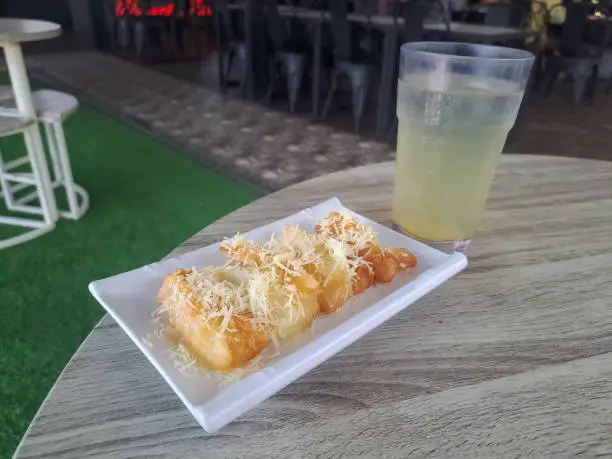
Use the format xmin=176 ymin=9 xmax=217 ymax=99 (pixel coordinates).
xmin=89 ymin=198 xmax=467 ymax=433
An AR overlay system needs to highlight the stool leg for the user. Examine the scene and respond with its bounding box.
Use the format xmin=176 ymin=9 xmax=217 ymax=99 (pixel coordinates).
xmin=52 ymin=121 xmax=80 ymax=220
xmin=4 ymin=42 xmax=58 ymax=225
xmin=0 ymin=143 xmax=17 ymax=210
xmin=44 ymin=122 xmax=63 ymax=186
xmin=20 ymin=126 xmax=57 ymax=225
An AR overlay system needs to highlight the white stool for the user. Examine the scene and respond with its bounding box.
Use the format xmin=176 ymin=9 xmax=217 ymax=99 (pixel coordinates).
xmin=0 ymin=89 xmax=89 ymax=221
xmin=0 ymin=115 xmax=54 ymax=250
xmin=0 ymin=85 xmax=13 ymax=102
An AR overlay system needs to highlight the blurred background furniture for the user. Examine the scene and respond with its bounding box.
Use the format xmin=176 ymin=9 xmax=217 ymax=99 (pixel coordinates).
xmin=263 ymin=0 xmax=308 ymax=113
xmin=0 ymin=18 xmax=61 ymax=250
xmin=93 ymin=0 xmax=538 ymax=138
xmin=1 ymin=90 xmax=89 ymax=221
xmin=484 ymin=0 xmax=532 ymax=28
xmin=542 ymin=2 xmax=612 ymax=109
xmin=320 ymin=0 xmax=375 ymax=132
xmin=384 ymin=0 xmax=432 ymax=140
xmin=31 ymin=90 xmax=89 ymax=220
xmin=216 ymin=0 xmax=248 ymax=95
xmin=372 ymin=0 xmax=535 ymax=138
xmin=103 ymin=0 xmax=210 ymax=62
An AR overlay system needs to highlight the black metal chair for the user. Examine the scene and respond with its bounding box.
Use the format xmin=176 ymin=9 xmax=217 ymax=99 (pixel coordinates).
xmin=146 ymin=0 xmax=189 ymax=57
xmin=354 ymin=0 xmax=384 ymax=60
xmin=215 ymin=0 xmax=248 ymax=95
xmin=108 ymin=0 xmax=139 ymax=52
xmin=398 ymin=0 xmax=430 ymax=41
xmin=108 ymin=0 xmax=183 ymax=62
xmin=526 ymin=0 xmax=551 ymax=89
xmin=385 ymin=0 xmax=430 ymax=141
xmin=542 ymin=2 xmax=609 ymax=109
xmin=320 ymin=0 xmax=374 ymax=133
xmin=427 ymin=0 xmax=452 ymax=33
xmin=102 ymin=0 xmax=121 ymax=51
xmin=484 ymin=0 xmax=531 ymax=28
xmin=263 ymin=0 xmax=308 ymax=112
xmin=484 ymin=3 xmax=513 ymax=27
xmin=354 ymin=0 xmax=377 ymax=15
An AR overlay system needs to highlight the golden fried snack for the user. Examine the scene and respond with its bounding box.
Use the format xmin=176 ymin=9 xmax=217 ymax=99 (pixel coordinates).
xmin=278 ymin=279 xmax=320 ymax=339
xmin=313 ymin=241 xmax=353 ymax=315
xmin=220 ymin=235 xmax=261 ymax=267
xmin=275 ymin=226 xmax=354 ymax=315
xmin=351 ymin=264 xmax=372 ymax=295
xmin=158 ymin=214 xmax=419 ymax=374
xmin=221 ymin=228 xmax=321 ymax=340
xmin=248 ymin=268 xmax=320 ymax=341
xmin=157 ymin=268 xmax=269 ymax=372
xmin=315 ymin=212 xmax=418 ymax=286
xmin=222 ymin=226 xmax=354 ymax=316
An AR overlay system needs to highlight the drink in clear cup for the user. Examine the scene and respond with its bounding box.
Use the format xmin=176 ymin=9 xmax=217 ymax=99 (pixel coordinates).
xmin=392 ymin=42 xmax=534 ymax=252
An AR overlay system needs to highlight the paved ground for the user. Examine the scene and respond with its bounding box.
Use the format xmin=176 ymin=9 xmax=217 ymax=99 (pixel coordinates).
xmin=511 ymin=86 xmax=612 ymax=161
xmin=20 ymin=50 xmax=612 ymax=191
xmin=28 ymin=51 xmax=394 ymax=192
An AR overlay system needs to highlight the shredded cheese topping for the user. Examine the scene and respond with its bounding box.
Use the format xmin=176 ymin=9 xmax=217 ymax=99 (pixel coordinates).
xmin=157 ymin=212 xmax=392 ymax=378
xmin=167 ymin=341 xmax=198 ymax=375
xmin=315 ymin=212 xmax=378 ymax=277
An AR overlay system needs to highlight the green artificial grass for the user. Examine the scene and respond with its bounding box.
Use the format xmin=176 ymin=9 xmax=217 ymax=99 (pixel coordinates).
xmin=0 ymin=96 xmax=259 ymax=457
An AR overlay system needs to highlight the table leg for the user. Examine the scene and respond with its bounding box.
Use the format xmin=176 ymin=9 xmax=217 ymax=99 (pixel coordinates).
xmin=243 ymin=0 xmax=254 ymax=99
xmin=214 ymin=7 xmax=225 ymax=92
xmin=376 ymin=27 xmax=398 ymax=138
xmin=244 ymin=0 xmax=266 ymax=100
xmin=312 ymin=20 xmax=323 ymax=118
xmin=2 ymin=42 xmax=58 ymax=224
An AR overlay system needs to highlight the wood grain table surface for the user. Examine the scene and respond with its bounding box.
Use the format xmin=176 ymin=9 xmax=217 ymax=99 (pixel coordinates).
xmin=14 ymin=155 xmax=612 ymax=458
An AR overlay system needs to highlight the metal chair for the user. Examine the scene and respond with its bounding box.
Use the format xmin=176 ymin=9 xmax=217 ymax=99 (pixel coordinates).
xmin=542 ymin=2 xmax=608 ymax=110
xmin=354 ymin=0 xmax=377 ymax=15
xmin=485 ymin=0 xmax=531 ymax=28
xmin=215 ymin=0 xmax=248 ymax=95
xmin=354 ymin=0 xmax=384 ymax=58
xmin=525 ymin=0 xmax=552 ymax=90
xmin=398 ymin=0 xmax=430 ymax=41
xmin=426 ymin=0 xmax=452 ymax=34
xmin=101 ymin=0 xmax=120 ymax=51
xmin=386 ymin=0 xmax=430 ymax=141
xmin=320 ymin=0 xmax=373 ymax=133
xmin=485 ymin=3 xmax=514 ymax=27
xmin=109 ymin=0 xmax=184 ymax=62
xmin=263 ymin=0 xmax=307 ymax=113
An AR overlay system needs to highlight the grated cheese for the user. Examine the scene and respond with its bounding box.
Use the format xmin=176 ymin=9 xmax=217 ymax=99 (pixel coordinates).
xmin=167 ymin=341 xmax=198 ymax=375
xmin=141 ymin=334 xmax=153 ymax=348
xmin=156 ymin=213 xmax=386 ymax=377
xmin=218 ymin=354 xmax=265 ymax=387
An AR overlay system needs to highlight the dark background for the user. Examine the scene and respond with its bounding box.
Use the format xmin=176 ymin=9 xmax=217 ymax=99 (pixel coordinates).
xmin=1 ymin=0 xmax=74 ymax=28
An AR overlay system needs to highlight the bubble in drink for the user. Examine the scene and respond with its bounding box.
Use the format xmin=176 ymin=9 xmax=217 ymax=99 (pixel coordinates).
xmin=393 ymin=73 xmax=524 ymax=243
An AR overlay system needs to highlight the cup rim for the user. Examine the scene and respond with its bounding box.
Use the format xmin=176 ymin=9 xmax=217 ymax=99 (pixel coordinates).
xmin=400 ymin=41 xmax=535 ymax=62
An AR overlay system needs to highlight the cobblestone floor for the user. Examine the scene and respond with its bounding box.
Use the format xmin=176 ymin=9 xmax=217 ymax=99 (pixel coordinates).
xmin=28 ymin=51 xmax=394 ymax=191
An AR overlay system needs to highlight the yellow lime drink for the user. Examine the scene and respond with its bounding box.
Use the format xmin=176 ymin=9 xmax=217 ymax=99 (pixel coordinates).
xmin=392 ymin=43 xmax=533 ymax=251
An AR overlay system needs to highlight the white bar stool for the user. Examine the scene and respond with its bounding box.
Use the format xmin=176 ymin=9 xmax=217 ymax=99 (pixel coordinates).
xmin=0 ymin=89 xmax=89 ymax=221
xmin=0 ymin=115 xmax=54 ymax=249
xmin=0 ymin=19 xmax=62 ymax=250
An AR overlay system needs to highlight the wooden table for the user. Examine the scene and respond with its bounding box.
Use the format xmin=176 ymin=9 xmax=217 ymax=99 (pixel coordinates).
xmin=14 ymin=155 xmax=612 ymax=458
